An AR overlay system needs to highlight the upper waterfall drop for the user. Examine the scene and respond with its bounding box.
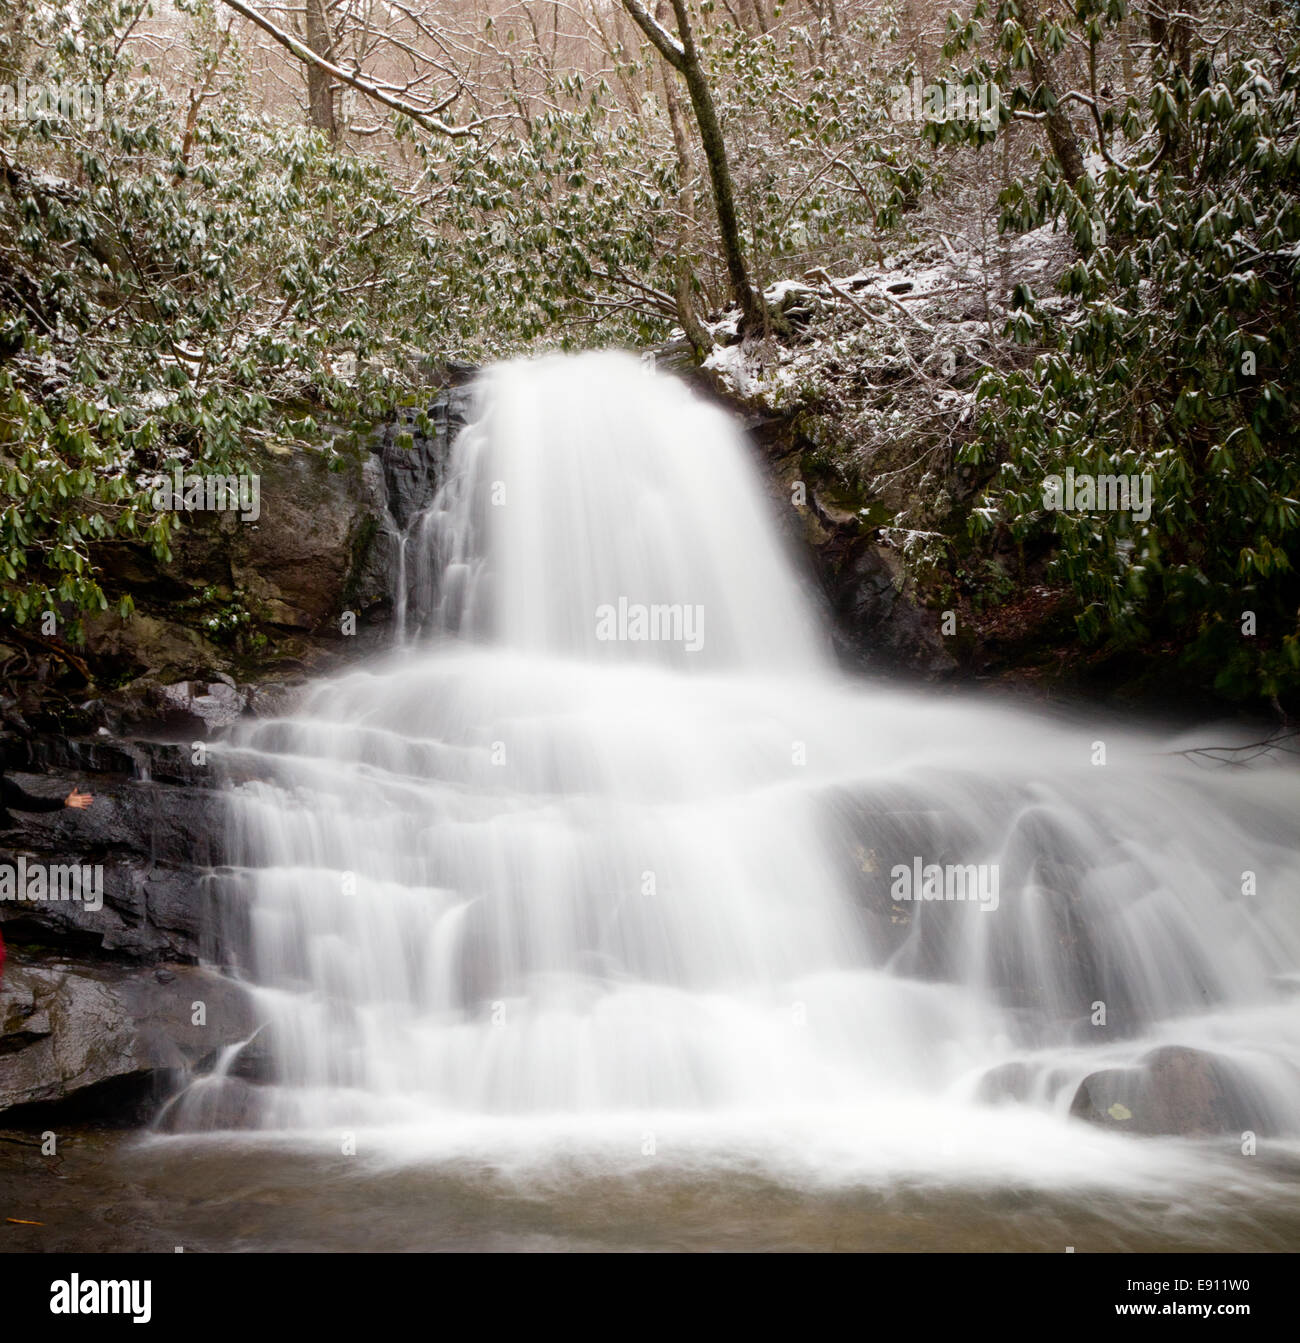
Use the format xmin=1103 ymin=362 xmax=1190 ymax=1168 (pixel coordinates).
xmin=402 ymin=350 xmax=827 ymax=670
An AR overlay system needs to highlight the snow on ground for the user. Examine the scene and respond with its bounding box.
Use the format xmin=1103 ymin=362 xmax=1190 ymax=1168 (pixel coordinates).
xmin=698 ymin=224 xmax=1073 ymax=409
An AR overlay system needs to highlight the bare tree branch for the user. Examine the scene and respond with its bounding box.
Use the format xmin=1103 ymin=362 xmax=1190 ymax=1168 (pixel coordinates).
xmin=619 ymin=0 xmax=685 ymax=71
xmin=217 ymin=0 xmax=478 ymax=136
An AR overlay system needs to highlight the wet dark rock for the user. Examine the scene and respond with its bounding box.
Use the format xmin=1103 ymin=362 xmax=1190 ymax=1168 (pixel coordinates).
xmin=225 ymin=1026 xmax=278 ymax=1084
xmin=79 ymin=442 xmax=386 ymax=682
xmin=189 ymin=445 xmax=383 ymax=634
xmin=976 ymin=1062 xmax=1035 ymax=1105
xmin=975 ymin=1060 xmax=1073 ymax=1106
xmin=0 ymin=960 xmax=256 ymax=1116
xmin=242 ymin=680 xmax=310 ymax=721
xmin=1070 ymin=1045 xmax=1267 ymax=1136
xmin=154 ymin=679 xmax=246 ymax=731
xmin=153 ymin=1074 xmax=266 ymax=1133
xmin=371 ymin=388 xmax=474 ymax=531
xmin=829 ymin=542 xmax=955 ymax=677
xmin=0 ymin=736 xmax=237 ymax=973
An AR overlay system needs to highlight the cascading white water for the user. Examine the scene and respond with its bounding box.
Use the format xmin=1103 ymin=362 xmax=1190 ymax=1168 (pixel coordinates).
xmin=170 ymin=351 xmax=1300 ymax=1191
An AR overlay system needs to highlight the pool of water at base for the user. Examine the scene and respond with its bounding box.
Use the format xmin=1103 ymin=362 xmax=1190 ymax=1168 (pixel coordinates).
xmin=3 ymin=1127 xmax=1299 ymax=1252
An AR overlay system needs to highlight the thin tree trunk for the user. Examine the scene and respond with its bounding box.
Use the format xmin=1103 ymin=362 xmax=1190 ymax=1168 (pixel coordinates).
xmin=999 ymin=123 xmax=1012 ymax=301
xmin=180 ymin=25 xmax=233 ymax=173
xmin=304 ymin=0 xmax=337 ymax=139
xmin=1022 ymin=0 xmax=1085 ymax=189
xmin=659 ymin=59 xmax=710 ymax=356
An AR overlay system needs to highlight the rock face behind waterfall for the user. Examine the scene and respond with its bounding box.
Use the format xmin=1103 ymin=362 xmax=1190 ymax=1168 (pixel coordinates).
xmin=0 ymin=386 xmax=474 ymax=1122
xmin=0 ymin=736 xmax=255 ymax=1118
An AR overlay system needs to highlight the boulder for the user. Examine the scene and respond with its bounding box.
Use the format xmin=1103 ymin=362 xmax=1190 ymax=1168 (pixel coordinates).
xmin=1070 ymin=1045 xmax=1264 ymax=1136
xmin=169 ymin=445 xmax=374 ymax=632
xmin=0 ymin=959 xmax=256 ymax=1116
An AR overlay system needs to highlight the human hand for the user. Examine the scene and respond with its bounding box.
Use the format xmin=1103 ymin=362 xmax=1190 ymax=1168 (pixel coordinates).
xmin=64 ymin=789 xmax=94 ymax=809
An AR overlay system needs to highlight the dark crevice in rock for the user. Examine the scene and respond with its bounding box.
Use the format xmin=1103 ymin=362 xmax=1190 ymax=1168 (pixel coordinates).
xmin=0 ymin=1070 xmax=176 ymax=1129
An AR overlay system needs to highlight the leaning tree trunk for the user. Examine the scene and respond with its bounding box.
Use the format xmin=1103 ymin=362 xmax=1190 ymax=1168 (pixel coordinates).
xmin=622 ymin=0 xmax=768 ymax=335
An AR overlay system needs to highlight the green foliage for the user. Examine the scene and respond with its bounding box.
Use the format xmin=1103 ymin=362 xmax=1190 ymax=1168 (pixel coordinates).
xmin=414 ymin=92 xmax=684 ymax=345
xmin=1 ymin=0 xmax=435 ymax=636
xmin=963 ymin=43 xmax=1300 ymax=702
xmin=176 ymin=583 xmax=266 ymax=651
xmin=703 ymin=13 xmax=931 ymax=276
xmin=415 ymin=11 xmax=928 ymax=342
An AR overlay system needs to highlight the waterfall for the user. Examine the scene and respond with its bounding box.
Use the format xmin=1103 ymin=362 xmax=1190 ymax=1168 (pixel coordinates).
xmin=167 ymin=351 xmax=1300 ymax=1188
